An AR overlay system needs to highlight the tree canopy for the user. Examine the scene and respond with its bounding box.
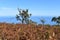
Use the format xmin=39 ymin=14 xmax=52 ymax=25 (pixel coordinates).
xmin=16 ymin=8 xmax=31 ymax=24
xmin=52 ymin=16 xmax=60 ymax=25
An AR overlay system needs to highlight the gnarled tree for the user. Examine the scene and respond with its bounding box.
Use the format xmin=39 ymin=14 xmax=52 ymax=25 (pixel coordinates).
xmin=16 ymin=8 xmax=31 ymax=24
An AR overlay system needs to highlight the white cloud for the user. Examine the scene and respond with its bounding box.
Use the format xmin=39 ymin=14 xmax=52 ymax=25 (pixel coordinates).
xmin=0 ymin=7 xmax=18 ymax=16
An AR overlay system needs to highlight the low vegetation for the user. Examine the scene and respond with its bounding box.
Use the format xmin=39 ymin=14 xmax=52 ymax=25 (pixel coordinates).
xmin=0 ymin=23 xmax=60 ymax=40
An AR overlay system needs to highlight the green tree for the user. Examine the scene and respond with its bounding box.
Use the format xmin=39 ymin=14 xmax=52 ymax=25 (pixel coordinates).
xmin=40 ymin=18 xmax=45 ymax=26
xmin=51 ymin=17 xmax=57 ymax=22
xmin=16 ymin=8 xmax=31 ymax=24
xmin=52 ymin=16 xmax=60 ymax=25
xmin=57 ymin=16 xmax=60 ymax=25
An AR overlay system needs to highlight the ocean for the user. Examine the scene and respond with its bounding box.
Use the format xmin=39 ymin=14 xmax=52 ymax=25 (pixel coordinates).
xmin=0 ymin=16 xmax=56 ymax=25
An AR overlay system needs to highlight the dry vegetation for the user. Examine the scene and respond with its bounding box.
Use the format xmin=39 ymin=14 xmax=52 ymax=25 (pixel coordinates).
xmin=0 ymin=23 xmax=60 ymax=40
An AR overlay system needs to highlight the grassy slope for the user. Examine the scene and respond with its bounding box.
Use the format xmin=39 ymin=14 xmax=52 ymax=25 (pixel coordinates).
xmin=0 ymin=23 xmax=60 ymax=40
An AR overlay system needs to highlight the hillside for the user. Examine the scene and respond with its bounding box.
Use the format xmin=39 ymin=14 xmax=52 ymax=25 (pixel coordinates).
xmin=0 ymin=23 xmax=60 ymax=40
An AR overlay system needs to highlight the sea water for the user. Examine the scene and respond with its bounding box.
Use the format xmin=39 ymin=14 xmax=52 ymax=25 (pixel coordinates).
xmin=0 ymin=16 xmax=56 ymax=25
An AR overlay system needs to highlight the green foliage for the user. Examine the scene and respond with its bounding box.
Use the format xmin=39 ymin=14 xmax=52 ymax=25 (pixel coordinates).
xmin=16 ymin=8 xmax=31 ymax=24
xmin=28 ymin=20 xmax=37 ymax=25
xmin=40 ymin=18 xmax=45 ymax=25
xmin=52 ymin=17 xmax=57 ymax=22
xmin=52 ymin=16 xmax=60 ymax=25
xmin=45 ymin=24 xmax=50 ymax=27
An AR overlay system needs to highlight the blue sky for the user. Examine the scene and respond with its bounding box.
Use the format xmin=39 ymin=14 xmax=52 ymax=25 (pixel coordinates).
xmin=0 ymin=0 xmax=60 ymax=16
